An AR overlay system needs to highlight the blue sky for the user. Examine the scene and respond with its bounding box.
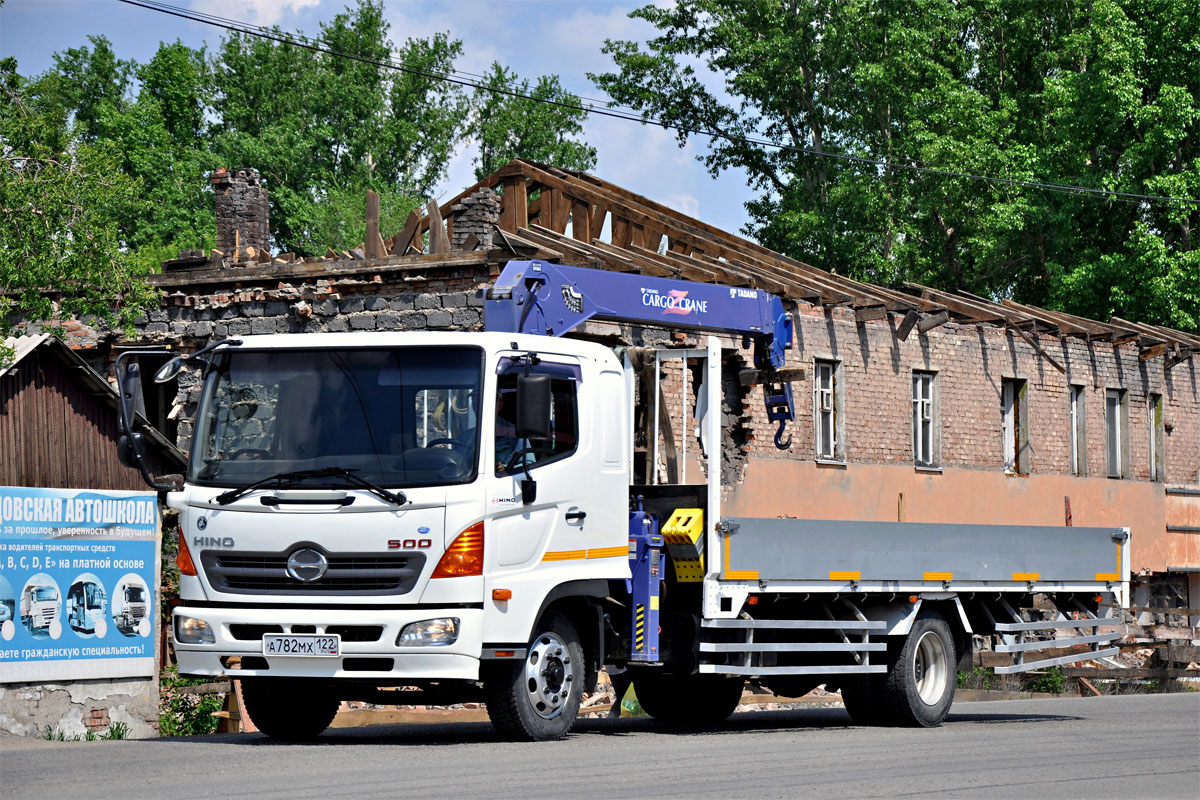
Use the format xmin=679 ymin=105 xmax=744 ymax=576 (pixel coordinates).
xmin=1 ymin=0 xmax=757 ymax=236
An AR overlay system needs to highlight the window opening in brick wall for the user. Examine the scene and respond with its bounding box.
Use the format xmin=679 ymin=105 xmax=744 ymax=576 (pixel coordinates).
xmin=813 ymin=359 xmax=840 ymax=460
xmin=1148 ymin=393 xmax=1164 ymax=482
xmin=1105 ymin=388 xmax=1129 ymax=478
xmin=1069 ymin=384 xmax=1087 ymax=477
xmin=1002 ymin=378 xmax=1029 ymax=474
xmin=912 ymin=371 xmax=938 ymax=467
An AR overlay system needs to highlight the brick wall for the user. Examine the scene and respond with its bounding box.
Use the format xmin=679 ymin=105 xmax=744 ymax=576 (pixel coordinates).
xmin=721 ymin=304 xmax=1200 ymax=486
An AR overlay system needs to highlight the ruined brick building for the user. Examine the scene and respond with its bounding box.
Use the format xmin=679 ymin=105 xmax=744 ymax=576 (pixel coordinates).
xmin=56 ymin=160 xmax=1200 ymax=620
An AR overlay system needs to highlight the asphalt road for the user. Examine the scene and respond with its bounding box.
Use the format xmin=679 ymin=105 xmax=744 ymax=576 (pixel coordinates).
xmin=3 ymin=693 xmax=1197 ymax=799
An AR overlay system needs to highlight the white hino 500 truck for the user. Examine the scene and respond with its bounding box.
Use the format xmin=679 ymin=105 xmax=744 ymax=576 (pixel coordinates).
xmin=117 ymin=260 xmax=1129 ymax=740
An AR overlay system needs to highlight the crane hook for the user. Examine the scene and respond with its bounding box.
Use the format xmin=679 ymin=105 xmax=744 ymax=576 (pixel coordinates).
xmin=774 ymin=419 xmax=792 ymax=450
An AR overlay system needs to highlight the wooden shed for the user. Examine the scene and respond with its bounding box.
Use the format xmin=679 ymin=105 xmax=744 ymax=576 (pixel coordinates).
xmin=0 ymin=334 xmax=186 ymax=489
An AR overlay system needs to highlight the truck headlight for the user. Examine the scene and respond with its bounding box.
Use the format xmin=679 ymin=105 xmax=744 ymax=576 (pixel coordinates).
xmin=174 ymin=615 xmax=215 ymax=645
xmin=397 ymin=617 xmax=459 ymax=647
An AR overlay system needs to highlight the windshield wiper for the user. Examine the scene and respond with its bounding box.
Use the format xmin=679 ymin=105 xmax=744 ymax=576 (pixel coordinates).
xmin=317 ymin=467 xmax=407 ymax=506
xmin=213 ymin=466 xmax=407 ymax=506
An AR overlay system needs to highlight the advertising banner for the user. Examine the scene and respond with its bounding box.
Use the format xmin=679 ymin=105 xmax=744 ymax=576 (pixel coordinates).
xmin=0 ymin=486 xmax=159 ymax=683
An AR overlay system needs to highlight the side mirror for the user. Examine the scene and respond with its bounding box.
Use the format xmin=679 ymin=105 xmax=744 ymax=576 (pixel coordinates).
xmin=515 ymin=373 xmax=551 ymax=439
xmin=520 ymin=478 xmax=537 ymax=505
xmin=121 ymin=362 xmax=147 ymax=425
xmin=117 ymin=432 xmax=146 ymax=470
xmin=154 ymin=356 xmax=183 ymax=383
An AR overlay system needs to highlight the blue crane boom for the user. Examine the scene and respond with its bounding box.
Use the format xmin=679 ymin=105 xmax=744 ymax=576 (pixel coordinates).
xmin=483 ymin=259 xmax=797 ymax=448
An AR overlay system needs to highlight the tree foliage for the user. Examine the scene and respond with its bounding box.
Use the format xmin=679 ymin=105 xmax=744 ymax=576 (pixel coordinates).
xmin=592 ymin=0 xmax=1199 ymax=330
xmin=471 ymin=63 xmax=597 ymax=180
xmin=6 ymin=0 xmax=599 ymax=275
xmin=0 ymin=58 xmax=157 ymax=348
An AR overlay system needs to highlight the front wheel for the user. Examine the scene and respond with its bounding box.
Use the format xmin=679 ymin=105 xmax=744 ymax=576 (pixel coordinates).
xmin=882 ymin=614 xmax=957 ymax=727
xmin=484 ymin=611 xmax=584 ymax=741
xmin=240 ymin=678 xmax=341 ymax=740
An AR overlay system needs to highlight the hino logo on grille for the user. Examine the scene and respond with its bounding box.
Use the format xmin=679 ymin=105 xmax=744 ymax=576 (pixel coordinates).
xmin=286 ymin=548 xmax=328 ymax=582
xmin=194 ymin=536 xmax=235 ymax=548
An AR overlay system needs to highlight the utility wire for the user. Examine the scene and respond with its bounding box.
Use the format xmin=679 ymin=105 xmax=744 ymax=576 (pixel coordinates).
xmin=117 ymin=0 xmax=1199 ymax=209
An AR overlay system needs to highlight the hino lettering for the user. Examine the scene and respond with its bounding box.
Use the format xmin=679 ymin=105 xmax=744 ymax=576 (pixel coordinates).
xmin=116 ymin=259 xmax=1128 ymax=743
xmin=194 ymin=536 xmax=235 ymax=548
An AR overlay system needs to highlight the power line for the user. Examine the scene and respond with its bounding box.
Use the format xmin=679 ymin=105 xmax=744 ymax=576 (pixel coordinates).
xmin=116 ymin=0 xmax=1199 ymax=209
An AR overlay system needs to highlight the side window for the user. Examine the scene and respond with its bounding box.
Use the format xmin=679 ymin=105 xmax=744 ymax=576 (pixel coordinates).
xmin=912 ymin=371 xmax=938 ymax=467
xmin=813 ymin=359 xmax=842 ymax=461
xmin=495 ymin=372 xmax=579 ymax=475
xmin=1105 ymin=388 xmax=1129 ymax=478
xmin=1002 ymin=378 xmax=1030 ymax=474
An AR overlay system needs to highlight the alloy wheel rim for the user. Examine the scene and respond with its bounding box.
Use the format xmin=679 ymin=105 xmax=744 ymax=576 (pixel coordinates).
xmin=524 ymin=631 xmax=573 ymax=720
xmin=913 ymin=630 xmax=949 ymax=705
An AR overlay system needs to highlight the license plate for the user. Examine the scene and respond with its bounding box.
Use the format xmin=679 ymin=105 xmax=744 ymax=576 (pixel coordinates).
xmin=262 ymin=634 xmax=340 ymax=657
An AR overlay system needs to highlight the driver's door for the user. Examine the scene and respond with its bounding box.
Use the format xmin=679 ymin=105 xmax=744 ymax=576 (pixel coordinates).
xmin=485 ymin=356 xmax=588 ymax=570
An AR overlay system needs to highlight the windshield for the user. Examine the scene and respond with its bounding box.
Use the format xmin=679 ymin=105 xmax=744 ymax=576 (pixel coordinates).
xmin=125 ymin=586 xmax=145 ymax=602
xmin=34 ymin=587 xmax=57 ymax=602
xmin=190 ymin=347 xmax=483 ymax=488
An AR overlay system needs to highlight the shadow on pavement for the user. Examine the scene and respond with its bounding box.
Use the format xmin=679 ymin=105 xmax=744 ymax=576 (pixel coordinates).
xmin=151 ymin=704 xmax=1081 ymax=748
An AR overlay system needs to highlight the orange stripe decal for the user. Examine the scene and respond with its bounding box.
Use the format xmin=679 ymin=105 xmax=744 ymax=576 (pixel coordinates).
xmin=723 ymin=529 xmax=758 ymax=580
xmin=542 ymin=549 xmax=586 ymax=562
xmin=1012 ymin=572 xmax=1040 ymax=581
xmin=829 ymin=571 xmax=861 ymax=581
xmin=924 ymin=572 xmax=953 ymax=582
xmin=587 ymin=546 xmax=628 ymax=559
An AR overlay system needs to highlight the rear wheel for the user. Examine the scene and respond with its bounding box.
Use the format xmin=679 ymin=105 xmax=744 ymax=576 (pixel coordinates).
xmin=484 ymin=611 xmax=584 ymax=741
xmin=882 ymin=615 xmax=956 ymax=727
xmin=632 ymin=672 xmax=744 ymax=725
xmin=240 ymin=678 xmax=341 ymax=740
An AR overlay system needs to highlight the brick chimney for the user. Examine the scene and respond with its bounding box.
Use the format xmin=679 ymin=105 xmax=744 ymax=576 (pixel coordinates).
xmin=211 ymin=168 xmax=269 ymax=259
xmin=451 ymin=187 xmax=501 ymax=250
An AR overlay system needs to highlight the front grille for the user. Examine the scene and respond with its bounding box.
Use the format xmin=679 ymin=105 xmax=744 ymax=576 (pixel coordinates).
xmin=201 ymin=549 xmax=425 ymax=595
xmin=326 ymin=625 xmax=384 ymax=642
xmin=229 ymin=624 xmax=284 ymax=641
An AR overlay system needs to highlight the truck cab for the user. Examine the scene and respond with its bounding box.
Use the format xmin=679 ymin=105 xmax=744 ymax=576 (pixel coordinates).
xmin=167 ymin=332 xmax=629 ymax=738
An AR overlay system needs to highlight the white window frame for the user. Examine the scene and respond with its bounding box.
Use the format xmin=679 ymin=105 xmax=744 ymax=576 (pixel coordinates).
xmin=1105 ymin=388 xmax=1128 ymax=478
xmin=1069 ymin=384 xmax=1086 ymax=477
xmin=1148 ymin=393 xmax=1164 ymax=482
xmin=912 ymin=371 xmax=937 ymax=467
xmin=813 ymin=359 xmax=840 ymax=461
xmin=1002 ymin=378 xmax=1029 ymax=474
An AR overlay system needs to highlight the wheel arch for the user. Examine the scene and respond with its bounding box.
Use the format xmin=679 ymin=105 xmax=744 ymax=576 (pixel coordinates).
xmin=915 ymin=597 xmax=974 ymax=673
xmin=530 ymin=579 xmax=608 ymax=692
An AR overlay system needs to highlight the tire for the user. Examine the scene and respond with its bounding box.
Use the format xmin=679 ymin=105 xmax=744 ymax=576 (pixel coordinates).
xmin=484 ymin=611 xmax=584 ymax=741
xmin=240 ymin=678 xmax=341 ymax=740
xmin=881 ymin=614 xmax=957 ymax=727
xmin=840 ymin=675 xmax=888 ymax=726
xmin=632 ymin=672 xmax=744 ymax=725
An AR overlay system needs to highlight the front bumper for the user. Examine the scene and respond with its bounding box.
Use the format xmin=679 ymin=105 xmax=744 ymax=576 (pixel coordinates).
xmin=173 ymin=605 xmax=484 ymax=681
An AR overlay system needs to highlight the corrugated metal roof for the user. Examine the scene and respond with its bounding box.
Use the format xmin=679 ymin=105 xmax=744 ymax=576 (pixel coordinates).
xmin=1 ymin=334 xmax=52 ymax=376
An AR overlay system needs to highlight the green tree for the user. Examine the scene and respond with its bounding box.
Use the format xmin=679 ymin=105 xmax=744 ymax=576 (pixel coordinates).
xmin=0 ymin=59 xmax=157 ymax=357
xmin=471 ymin=63 xmax=597 ymax=180
xmin=212 ymin=0 xmax=469 ymax=254
xmin=592 ymin=0 xmax=1198 ymax=330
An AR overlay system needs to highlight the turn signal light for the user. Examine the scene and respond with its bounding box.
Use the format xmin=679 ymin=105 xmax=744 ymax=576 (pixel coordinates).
xmin=432 ymin=522 xmax=484 ymax=578
xmin=177 ymin=529 xmax=197 ymax=577
xmin=492 ymin=589 xmax=512 ymax=601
